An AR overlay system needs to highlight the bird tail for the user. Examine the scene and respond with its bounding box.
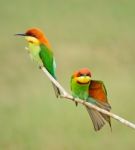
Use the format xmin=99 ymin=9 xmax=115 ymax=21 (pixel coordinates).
xmin=86 ymin=107 xmax=105 ymax=131
xmin=95 ymin=100 xmax=112 ymax=130
xmin=51 ymin=82 xmax=61 ymax=98
xmin=86 ymin=97 xmax=112 ymax=131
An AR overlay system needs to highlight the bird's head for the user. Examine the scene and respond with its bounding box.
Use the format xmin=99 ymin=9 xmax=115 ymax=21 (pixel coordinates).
xmin=72 ymin=68 xmax=92 ymax=84
xmin=15 ymin=28 xmax=51 ymax=48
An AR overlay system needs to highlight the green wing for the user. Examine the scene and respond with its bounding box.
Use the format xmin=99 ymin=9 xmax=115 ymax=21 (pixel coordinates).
xmin=39 ymin=44 xmax=56 ymax=78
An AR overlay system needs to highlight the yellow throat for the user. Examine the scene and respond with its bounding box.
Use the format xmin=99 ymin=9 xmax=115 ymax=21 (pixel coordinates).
xmin=25 ymin=36 xmax=40 ymax=45
xmin=76 ymin=76 xmax=91 ymax=84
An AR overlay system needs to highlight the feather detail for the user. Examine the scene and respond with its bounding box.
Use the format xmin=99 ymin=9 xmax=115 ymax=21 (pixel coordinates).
xmin=88 ymin=97 xmax=112 ymax=130
xmin=89 ymin=80 xmax=112 ymax=129
xmin=39 ymin=44 xmax=55 ymax=77
xmin=39 ymin=44 xmax=61 ymax=97
xmin=86 ymin=106 xmax=105 ymax=131
xmin=89 ymin=80 xmax=108 ymax=103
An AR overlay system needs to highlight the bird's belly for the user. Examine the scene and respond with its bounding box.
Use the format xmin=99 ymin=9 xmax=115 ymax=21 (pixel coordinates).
xmin=28 ymin=44 xmax=43 ymax=66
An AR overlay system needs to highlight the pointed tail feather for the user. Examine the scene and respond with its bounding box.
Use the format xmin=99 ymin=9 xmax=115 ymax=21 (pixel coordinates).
xmin=95 ymin=101 xmax=112 ymax=130
xmin=100 ymin=113 xmax=112 ymax=130
xmin=52 ymin=82 xmax=61 ymax=98
xmin=88 ymin=97 xmax=112 ymax=130
xmin=86 ymin=107 xmax=105 ymax=131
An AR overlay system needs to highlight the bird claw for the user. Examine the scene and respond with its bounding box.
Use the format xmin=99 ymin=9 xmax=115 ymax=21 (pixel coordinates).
xmin=73 ymin=97 xmax=78 ymax=106
xmin=75 ymin=101 xmax=78 ymax=106
xmin=39 ymin=65 xmax=42 ymax=69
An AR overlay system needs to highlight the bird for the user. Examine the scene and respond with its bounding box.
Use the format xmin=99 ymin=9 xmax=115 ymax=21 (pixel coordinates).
xmin=15 ymin=28 xmax=61 ymax=97
xmin=70 ymin=68 xmax=111 ymax=131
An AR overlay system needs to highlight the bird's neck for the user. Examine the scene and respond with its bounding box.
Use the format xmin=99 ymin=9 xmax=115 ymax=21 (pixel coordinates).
xmin=39 ymin=36 xmax=51 ymax=49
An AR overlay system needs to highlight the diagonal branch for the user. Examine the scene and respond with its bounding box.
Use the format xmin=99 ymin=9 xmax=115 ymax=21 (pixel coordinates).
xmin=41 ymin=67 xmax=135 ymax=130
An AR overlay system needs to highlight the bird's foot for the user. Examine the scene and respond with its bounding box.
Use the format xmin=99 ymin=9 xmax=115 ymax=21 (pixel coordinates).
xmin=75 ymin=101 xmax=78 ymax=106
xmin=73 ymin=97 xmax=78 ymax=106
xmin=39 ymin=65 xmax=42 ymax=69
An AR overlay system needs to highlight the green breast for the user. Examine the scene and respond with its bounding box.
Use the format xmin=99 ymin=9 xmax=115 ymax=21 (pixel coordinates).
xmin=71 ymin=79 xmax=89 ymax=100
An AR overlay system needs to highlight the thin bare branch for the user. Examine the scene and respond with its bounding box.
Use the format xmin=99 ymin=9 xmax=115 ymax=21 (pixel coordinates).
xmin=41 ymin=67 xmax=135 ymax=130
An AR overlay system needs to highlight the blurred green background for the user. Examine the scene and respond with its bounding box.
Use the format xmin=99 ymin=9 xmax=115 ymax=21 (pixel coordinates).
xmin=0 ymin=0 xmax=135 ymax=149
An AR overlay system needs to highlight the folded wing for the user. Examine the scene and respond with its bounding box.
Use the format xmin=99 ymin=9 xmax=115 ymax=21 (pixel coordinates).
xmin=87 ymin=80 xmax=111 ymax=130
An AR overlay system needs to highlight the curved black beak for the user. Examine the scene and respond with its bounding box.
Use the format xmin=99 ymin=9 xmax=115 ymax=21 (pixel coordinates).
xmin=15 ymin=33 xmax=26 ymax=36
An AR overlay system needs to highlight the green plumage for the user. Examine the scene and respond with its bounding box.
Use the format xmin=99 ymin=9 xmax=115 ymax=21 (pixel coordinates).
xmin=27 ymin=42 xmax=60 ymax=97
xmin=27 ymin=42 xmax=56 ymax=78
xmin=39 ymin=44 xmax=56 ymax=78
xmin=70 ymin=77 xmax=111 ymax=131
xmin=71 ymin=76 xmax=89 ymax=100
xmin=16 ymin=28 xmax=60 ymax=97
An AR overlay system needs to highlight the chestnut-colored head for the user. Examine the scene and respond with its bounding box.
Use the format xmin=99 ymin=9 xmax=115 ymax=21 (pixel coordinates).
xmin=25 ymin=28 xmax=44 ymax=40
xmin=73 ymin=68 xmax=92 ymax=84
xmin=16 ymin=28 xmax=51 ymax=48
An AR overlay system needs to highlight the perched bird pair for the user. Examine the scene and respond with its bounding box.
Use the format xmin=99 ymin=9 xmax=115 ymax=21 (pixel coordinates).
xmin=16 ymin=28 xmax=111 ymax=131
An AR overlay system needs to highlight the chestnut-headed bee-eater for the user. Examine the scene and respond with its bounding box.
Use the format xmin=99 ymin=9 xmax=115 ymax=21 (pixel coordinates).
xmin=16 ymin=28 xmax=60 ymax=97
xmin=70 ymin=68 xmax=111 ymax=131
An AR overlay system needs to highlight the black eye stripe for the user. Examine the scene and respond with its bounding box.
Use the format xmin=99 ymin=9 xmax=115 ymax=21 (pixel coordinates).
xmin=26 ymin=32 xmax=36 ymax=38
xmin=79 ymin=73 xmax=83 ymax=76
xmin=29 ymin=40 xmax=34 ymax=43
xmin=78 ymin=72 xmax=91 ymax=77
xmin=86 ymin=73 xmax=91 ymax=76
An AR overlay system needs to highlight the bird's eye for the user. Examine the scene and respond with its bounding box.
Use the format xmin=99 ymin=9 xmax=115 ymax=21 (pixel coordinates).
xmin=86 ymin=73 xmax=91 ymax=77
xmin=78 ymin=72 xmax=83 ymax=77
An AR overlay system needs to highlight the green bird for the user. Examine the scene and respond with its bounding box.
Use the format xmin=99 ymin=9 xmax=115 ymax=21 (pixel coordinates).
xmin=71 ymin=68 xmax=111 ymax=131
xmin=16 ymin=28 xmax=61 ymax=97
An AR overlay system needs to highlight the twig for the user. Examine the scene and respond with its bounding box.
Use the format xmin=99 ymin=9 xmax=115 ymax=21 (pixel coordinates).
xmin=41 ymin=67 xmax=135 ymax=130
